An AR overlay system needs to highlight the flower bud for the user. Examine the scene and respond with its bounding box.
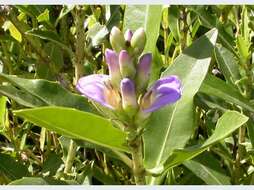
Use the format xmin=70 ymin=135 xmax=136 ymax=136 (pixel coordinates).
xmin=110 ymin=26 xmax=126 ymax=53
xmin=119 ymin=50 xmax=136 ymax=79
xmin=105 ymin=49 xmax=121 ymax=88
xmin=130 ymin=28 xmax=146 ymax=56
xmin=124 ymin=29 xmax=133 ymax=44
xmin=120 ymin=78 xmax=138 ymax=112
xmin=136 ymin=53 xmax=152 ymax=92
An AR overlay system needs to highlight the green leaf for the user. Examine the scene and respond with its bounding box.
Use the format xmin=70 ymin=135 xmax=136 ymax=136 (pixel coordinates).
xmin=9 ymin=177 xmax=78 ymax=185
xmin=105 ymin=5 xmax=121 ymax=30
xmin=164 ymin=110 xmax=248 ymax=171
xmin=214 ymin=44 xmax=240 ymax=85
xmin=2 ymin=21 xmax=22 ymax=42
xmin=0 ymin=96 xmax=7 ymax=131
xmin=37 ymin=9 xmax=49 ymax=23
xmin=168 ymin=6 xmax=180 ymax=42
xmin=87 ymin=23 xmax=109 ymax=46
xmin=199 ymin=74 xmax=254 ymax=113
xmin=183 ymin=152 xmax=231 ymax=185
xmin=25 ymin=29 xmax=73 ymax=56
xmin=190 ymin=6 xmax=235 ymax=55
xmin=143 ymin=28 xmax=218 ymax=184
xmin=54 ymin=5 xmax=74 ymax=26
xmin=123 ymin=5 xmax=163 ymax=83
xmin=14 ymin=106 xmax=129 ymax=152
xmin=0 ymin=73 xmax=92 ymax=112
xmin=41 ymin=152 xmax=63 ymax=176
xmin=0 ymin=153 xmax=30 ymax=181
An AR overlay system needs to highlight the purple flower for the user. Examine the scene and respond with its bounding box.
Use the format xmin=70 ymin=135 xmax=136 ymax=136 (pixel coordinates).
xmin=136 ymin=53 xmax=152 ymax=91
xmin=119 ymin=50 xmax=135 ymax=78
xmin=105 ymin=49 xmax=122 ymax=87
xmin=124 ymin=29 xmax=133 ymax=43
xmin=120 ymin=78 xmax=137 ymax=110
xmin=140 ymin=75 xmax=182 ymax=113
xmin=76 ymin=74 xmax=121 ymax=109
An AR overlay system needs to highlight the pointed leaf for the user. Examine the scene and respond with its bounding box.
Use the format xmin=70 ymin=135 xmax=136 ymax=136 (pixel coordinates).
xmin=164 ymin=111 xmax=248 ymax=171
xmin=14 ymin=107 xmax=129 ymax=152
xmin=199 ymin=74 xmax=254 ymax=113
xmin=0 ymin=73 xmax=92 ymax=112
xmin=143 ymin=28 xmax=218 ymax=184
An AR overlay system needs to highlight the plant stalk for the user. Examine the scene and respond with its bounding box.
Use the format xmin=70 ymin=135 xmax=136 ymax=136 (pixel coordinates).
xmin=128 ymin=132 xmax=146 ymax=185
xmin=64 ymin=139 xmax=77 ymax=174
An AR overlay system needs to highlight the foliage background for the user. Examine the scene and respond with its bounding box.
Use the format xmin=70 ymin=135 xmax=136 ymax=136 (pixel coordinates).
xmin=0 ymin=5 xmax=254 ymax=185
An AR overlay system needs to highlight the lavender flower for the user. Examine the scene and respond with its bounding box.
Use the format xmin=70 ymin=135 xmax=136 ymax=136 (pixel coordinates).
xmin=140 ymin=75 xmax=182 ymax=113
xmin=136 ymin=53 xmax=152 ymax=92
xmin=124 ymin=29 xmax=133 ymax=43
xmin=76 ymin=74 xmax=121 ymax=109
xmin=119 ymin=50 xmax=135 ymax=78
xmin=120 ymin=78 xmax=137 ymax=110
xmin=105 ymin=49 xmax=122 ymax=87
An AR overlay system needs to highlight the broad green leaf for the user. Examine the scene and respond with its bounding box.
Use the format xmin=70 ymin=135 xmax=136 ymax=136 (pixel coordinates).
xmin=25 ymin=29 xmax=73 ymax=56
xmin=0 ymin=153 xmax=30 ymax=181
xmin=183 ymin=152 xmax=231 ymax=185
xmin=123 ymin=5 xmax=163 ymax=83
xmin=14 ymin=106 xmax=129 ymax=152
xmin=9 ymin=177 xmax=78 ymax=185
xmin=199 ymin=74 xmax=254 ymax=113
xmin=87 ymin=23 xmax=109 ymax=46
xmin=164 ymin=111 xmax=248 ymax=171
xmin=144 ymin=29 xmax=218 ymax=185
xmin=0 ymin=73 xmax=92 ymax=112
xmin=214 ymin=44 xmax=240 ymax=85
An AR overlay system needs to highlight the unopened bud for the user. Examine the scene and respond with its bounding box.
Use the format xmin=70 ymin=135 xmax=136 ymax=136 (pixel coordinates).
xmin=110 ymin=26 xmax=126 ymax=52
xmin=119 ymin=50 xmax=136 ymax=79
xmin=120 ymin=78 xmax=138 ymax=112
xmin=130 ymin=28 xmax=146 ymax=56
xmin=136 ymin=53 xmax=152 ymax=92
xmin=124 ymin=29 xmax=133 ymax=44
xmin=105 ymin=49 xmax=122 ymax=87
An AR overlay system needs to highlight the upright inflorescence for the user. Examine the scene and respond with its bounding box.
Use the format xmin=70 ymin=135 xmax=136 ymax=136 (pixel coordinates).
xmin=76 ymin=26 xmax=182 ymax=124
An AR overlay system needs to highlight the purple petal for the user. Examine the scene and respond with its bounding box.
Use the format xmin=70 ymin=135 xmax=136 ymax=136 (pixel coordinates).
xmin=76 ymin=74 xmax=114 ymax=109
xmin=124 ymin=29 xmax=133 ymax=42
xmin=143 ymin=88 xmax=181 ymax=113
xmin=120 ymin=78 xmax=137 ymax=109
xmin=105 ymin=49 xmax=119 ymax=74
xmin=105 ymin=49 xmax=122 ymax=86
xmin=137 ymin=53 xmax=152 ymax=75
xmin=141 ymin=75 xmax=182 ymax=113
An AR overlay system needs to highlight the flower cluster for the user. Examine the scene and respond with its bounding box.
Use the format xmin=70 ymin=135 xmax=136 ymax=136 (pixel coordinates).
xmin=77 ymin=27 xmax=182 ymax=120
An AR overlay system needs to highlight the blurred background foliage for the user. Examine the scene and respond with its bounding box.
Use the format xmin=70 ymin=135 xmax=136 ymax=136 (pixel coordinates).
xmin=0 ymin=5 xmax=254 ymax=185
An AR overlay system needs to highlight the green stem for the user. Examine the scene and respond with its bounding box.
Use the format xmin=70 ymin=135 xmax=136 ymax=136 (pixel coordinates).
xmin=73 ymin=6 xmax=86 ymax=85
xmin=128 ymin=131 xmax=146 ymax=185
xmin=64 ymin=140 xmax=77 ymax=174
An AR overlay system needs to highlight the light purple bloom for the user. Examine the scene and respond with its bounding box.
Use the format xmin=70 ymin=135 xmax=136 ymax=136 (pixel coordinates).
xmin=76 ymin=74 xmax=121 ymax=109
xmin=136 ymin=53 xmax=152 ymax=91
xmin=119 ymin=50 xmax=135 ymax=78
xmin=120 ymin=78 xmax=137 ymax=109
xmin=124 ymin=29 xmax=133 ymax=43
xmin=105 ymin=49 xmax=121 ymax=86
xmin=141 ymin=75 xmax=182 ymax=113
